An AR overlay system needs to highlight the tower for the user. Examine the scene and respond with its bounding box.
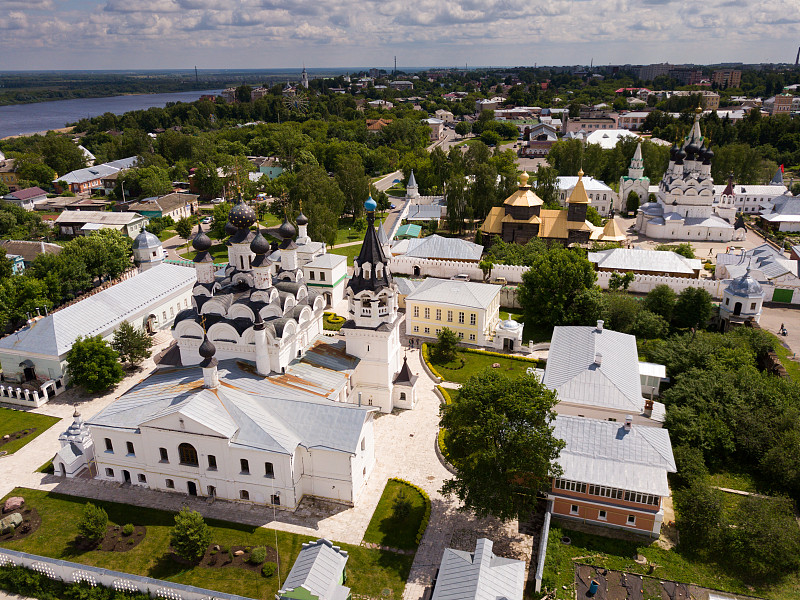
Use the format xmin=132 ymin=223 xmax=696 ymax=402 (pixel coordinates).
xmin=191 ymin=224 xmax=216 ymax=285
xmin=277 ymin=216 xmax=300 ymax=278
xmin=226 ymin=194 xmax=257 ymax=271
xmin=628 ymin=142 xmax=644 ymax=179
xmin=406 ymin=170 xmax=419 ymax=200
xmin=719 ymin=269 xmax=764 ymax=329
xmin=53 ymin=407 xmax=95 ymax=478
xmin=342 ymin=196 xmax=407 ymax=413
xmin=132 ymin=229 xmax=163 ymax=272
xmin=301 ymin=65 xmax=309 ymax=89
xmin=296 ymin=207 xmax=310 ymax=245
xmin=250 ymin=226 xmax=272 ymax=290
xmin=617 ymin=143 xmax=650 ymax=213
xmin=566 ymin=170 xmax=590 ymax=223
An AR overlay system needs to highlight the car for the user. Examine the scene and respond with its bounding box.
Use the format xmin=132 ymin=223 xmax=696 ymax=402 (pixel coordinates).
xmin=202 ymin=217 xmax=212 ymax=224
xmin=390 ymin=203 xmax=396 ymax=209
xmin=450 ymin=274 xmax=470 ymax=282
xmin=491 ymin=277 xmax=508 ymax=286
xmin=211 ymin=197 xmax=225 ymax=204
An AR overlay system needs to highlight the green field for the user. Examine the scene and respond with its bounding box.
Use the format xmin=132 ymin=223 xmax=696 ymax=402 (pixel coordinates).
xmin=0 ymin=488 xmax=412 ymax=600
xmin=179 ymin=243 xmax=229 ymax=262
xmin=329 ymin=243 xmax=363 ymax=266
xmin=363 ymin=480 xmax=427 ymax=551
xmin=541 ymin=524 xmax=800 ymax=600
xmin=431 ymin=350 xmax=541 ymax=384
xmin=0 ymin=408 xmax=60 ymax=455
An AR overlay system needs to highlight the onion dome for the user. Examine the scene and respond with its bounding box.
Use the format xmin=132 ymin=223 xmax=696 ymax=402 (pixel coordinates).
xmin=228 ymin=196 xmax=257 ymax=229
xmin=727 ymin=269 xmax=763 ymax=297
xmin=674 ymin=147 xmax=686 ymax=164
xmin=224 ymin=220 xmax=238 ymax=236
xmin=250 ymin=227 xmax=271 ymax=255
xmin=199 ymin=335 xmax=216 ymax=359
xmin=365 ymin=196 xmax=377 ymax=212
xmin=702 ymin=146 xmax=714 ymax=164
xmin=192 ymin=223 xmax=212 ymax=252
xmin=133 ymin=229 xmax=161 ymax=250
xmin=296 ymin=211 xmax=308 ymax=226
xmin=278 ymin=217 xmax=296 ymax=239
xmin=670 ymin=143 xmax=680 ymax=161
xmin=685 ymin=142 xmax=699 ymax=158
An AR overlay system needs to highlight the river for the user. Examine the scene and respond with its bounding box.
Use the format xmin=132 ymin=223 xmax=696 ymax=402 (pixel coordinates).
xmin=0 ymin=89 xmax=222 ymax=139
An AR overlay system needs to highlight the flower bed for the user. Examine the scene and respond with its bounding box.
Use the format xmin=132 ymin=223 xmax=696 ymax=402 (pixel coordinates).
xmin=323 ymin=312 xmax=346 ymax=331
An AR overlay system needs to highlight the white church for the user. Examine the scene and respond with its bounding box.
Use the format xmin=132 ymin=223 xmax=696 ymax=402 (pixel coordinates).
xmin=636 ymin=109 xmax=745 ymax=242
xmin=53 ymin=197 xmax=418 ymax=509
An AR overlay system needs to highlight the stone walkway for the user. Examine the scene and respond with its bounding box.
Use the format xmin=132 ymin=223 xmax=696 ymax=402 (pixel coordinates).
xmin=0 ymin=340 xmax=532 ymax=600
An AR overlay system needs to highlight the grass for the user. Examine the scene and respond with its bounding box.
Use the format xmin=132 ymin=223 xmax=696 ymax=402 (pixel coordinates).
xmin=157 ymin=228 xmax=177 ymax=242
xmin=363 ymin=480 xmax=427 ymax=550
xmin=0 ymin=488 xmax=412 ymax=599
xmin=179 ymin=243 xmax=229 ymax=262
xmin=0 ymin=408 xmax=60 ymax=455
xmin=260 ymin=213 xmax=281 ymax=228
xmin=542 ymin=524 xmax=800 ymax=600
xmin=431 ymin=349 xmax=540 ymax=385
xmin=329 ymin=243 xmax=362 ymax=266
xmin=769 ymin=332 xmax=800 ymax=381
xmin=708 ymin=470 xmax=759 ymax=493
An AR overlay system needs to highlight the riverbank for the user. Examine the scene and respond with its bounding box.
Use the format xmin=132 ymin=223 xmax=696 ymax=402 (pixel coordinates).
xmin=1 ymin=127 xmax=75 ymax=141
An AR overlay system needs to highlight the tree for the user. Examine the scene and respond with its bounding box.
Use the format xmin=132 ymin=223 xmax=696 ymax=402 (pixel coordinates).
xmin=479 ymin=259 xmax=493 ymax=282
xmin=626 ymin=191 xmax=640 ymax=214
xmin=112 ymin=321 xmax=154 ymax=368
xmin=642 ymin=284 xmax=677 ymax=322
xmin=175 ymin=217 xmax=193 ymax=242
xmin=66 ymin=335 xmax=125 ymax=393
xmin=608 ymin=271 xmax=634 ymax=291
xmin=440 ymin=371 xmax=564 ymax=521
xmin=433 ymin=327 xmax=460 ymax=363
xmin=534 ymin=165 xmax=559 ymax=209
xmin=674 ymin=479 xmax=723 ymax=551
xmin=335 ymin=153 xmax=369 ymax=219
xmin=0 ymin=181 xmax=8 ymax=196
xmin=585 ymin=205 xmax=603 ymax=227
xmin=518 ymin=246 xmax=597 ymax=329
xmin=210 ymin=202 xmax=232 ymax=239
xmin=0 ymin=248 xmax=13 ymax=279
xmin=603 ymin=292 xmax=640 ymax=333
xmin=288 ymin=164 xmax=345 ymax=246
xmin=672 ymin=287 xmax=712 ymax=329
xmin=77 ymin=502 xmax=108 ymax=544
xmin=455 ymin=121 xmax=471 ymax=136
xmin=670 ymin=445 xmax=709 ymax=490
xmin=631 ymin=309 xmax=669 ymax=340
xmin=169 ymin=508 xmax=211 ymax=562
xmin=235 ymin=84 xmax=253 ymax=103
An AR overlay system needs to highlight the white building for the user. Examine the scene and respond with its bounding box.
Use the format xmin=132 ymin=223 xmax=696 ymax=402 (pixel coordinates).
xmin=0 ymin=262 xmax=196 ymax=406
xmin=557 ymin=175 xmax=616 ymax=216
xmin=719 ymin=269 xmax=764 ymax=329
xmin=714 ymin=175 xmax=787 ymax=215
xmin=304 ymin=253 xmax=348 ymax=308
xmin=636 ymin=109 xmax=742 ymax=242
xmin=431 ymin=539 xmax=524 ymax=600
xmin=423 ymin=118 xmax=445 ymax=141
xmin=617 ymin=143 xmax=650 ymax=214
xmin=585 ymin=129 xmax=638 ymax=149
xmin=716 ymin=244 xmax=800 ymax=304
xmin=2 ymin=187 xmax=48 ymax=211
xmin=132 ymin=230 xmax=164 ymax=272
xmin=760 ymin=195 xmax=800 ymax=233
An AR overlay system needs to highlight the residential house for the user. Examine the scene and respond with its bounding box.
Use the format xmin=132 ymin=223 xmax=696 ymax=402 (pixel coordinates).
xmin=588 ymin=248 xmax=702 ymax=278
xmin=518 ymin=123 xmax=557 ymax=158
xmin=431 ymin=539 xmax=524 ymax=600
xmin=563 ymin=115 xmax=618 ymax=135
xmin=3 ymin=187 xmax=48 ymax=211
xmin=764 ymin=93 xmax=793 ymax=115
xmin=0 ymin=264 xmax=196 ymax=406
xmin=476 ymin=97 xmax=505 ymax=112
xmin=366 ymin=118 xmax=393 ymax=132
xmin=759 ymin=195 xmax=800 ymax=232
xmin=221 ymin=88 xmax=237 ymax=103
xmin=128 ymin=192 xmax=198 ymax=221
xmin=367 ymin=99 xmax=393 ymax=110
xmin=0 ymin=240 xmax=62 ymax=270
xmin=55 ymin=211 xmax=149 ymax=238
xmin=712 ymin=69 xmax=741 ymax=88
xmin=389 ymin=80 xmax=414 ymax=91
xmin=434 ymin=109 xmax=454 ymax=123
xmin=617 ymin=111 xmax=650 ymax=131
xmin=404 ymin=278 xmax=523 ymax=351
xmin=557 ymin=175 xmax=615 ymax=216
xmin=279 ymin=539 xmax=350 ymax=600
xmin=423 ymin=118 xmax=444 ymax=141
xmin=54 ymin=156 xmax=137 ymax=194
xmin=248 ymin=156 xmax=284 ymax=179
xmin=0 ymin=158 xmax=19 ymax=191
xmin=549 ymin=414 xmax=676 ymax=539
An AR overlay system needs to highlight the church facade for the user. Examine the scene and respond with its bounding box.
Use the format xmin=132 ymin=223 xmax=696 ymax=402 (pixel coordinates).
xmin=617 ymin=143 xmax=650 ymax=214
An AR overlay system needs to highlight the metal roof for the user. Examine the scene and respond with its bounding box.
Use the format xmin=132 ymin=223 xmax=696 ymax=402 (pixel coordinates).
xmin=405 ymin=278 xmax=500 ymax=310
xmin=55 ymin=211 xmax=147 ymax=226
xmin=305 ymin=254 xmax=346 ymax=269
xmin=431 ymin=538 xmax=525 ymax=600
xmin=403 ymin=234 xmax=483 ymax=261
xmin=588 ymin=248 xmax=701 ymax=275
xmin=405 ymin=204 xmax=444 ymax=221
xmin=544 ymin=324 xmax=665 ymax=421
xmin=0 ymin=263 xmax=196 ymax=358
xmin=393 ymin=278 xmax=419 ymax=295
xmin=557 ymin=176 xmax=613 ymax=192
xmin=553 ymin=415 xmax=676 ymax=496
xmin=280 ymin=539 xmax=349 ymax=600
xmin=638 ymin=362 xmax=666 ymax=379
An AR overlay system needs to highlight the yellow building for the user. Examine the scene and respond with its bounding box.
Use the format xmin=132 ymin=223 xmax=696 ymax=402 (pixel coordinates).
xmin=404 ymin=278 xmax=524 ymax=351
xmin=0 ymin=158 xmax=19 ymax=191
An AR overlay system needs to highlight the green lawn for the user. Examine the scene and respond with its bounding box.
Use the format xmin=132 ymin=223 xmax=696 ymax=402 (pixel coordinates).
xmin=363 ymin=480 xmax=426 ymax=550
xmin=0 ymin=488 xmax=411 ymax=600
xmin=179 ymin=243 xmax=229 ymax=262
xmin=431 ymin=350 xmax=541 ymax=385
xmin=498 ymin=310 xmax=551 ymax=344
xmin=260 ymin=213 xmax=281 ymax=228
xmin=0 ymin=408 xmax=60 ymax=455
xmin=769 ymin=333 xmax=800 ymax=381
xmin=708 ymin=470 xmax=759 ymax=493
xmin=157 ymin=228 xmax=177 ymax=242
xmin=542 ymin=524 xmax=800 ymax=600
xmin=329 ymin=243 xmax=362 ymax=266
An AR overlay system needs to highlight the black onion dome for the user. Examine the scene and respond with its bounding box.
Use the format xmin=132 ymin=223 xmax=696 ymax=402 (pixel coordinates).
xmin=296 ymin=211 xmax=308 ymax=226
xmin=703 ymin=146 xmax=714 ymax=163
xmin=228 ymin=197 xmax=257 ymax=229
xmin=685 ymin=142 xmax=699 ymax=158
xmin=224 ymin=221 xmax=238 ymax=236
xmin=250 ymin=228 xmax=271 ymax=255
xmin=192 ymin=223 xmax=212 ymax=252
xmin=278 ymin=217 xmax=296 ymax=239
xmin=670 ymin=143 xmax=680 ymax=161
xmin=675 ymin=147 xmax=686 ymax=164
xmin=198 ymin=335 xmax=216 ymax=359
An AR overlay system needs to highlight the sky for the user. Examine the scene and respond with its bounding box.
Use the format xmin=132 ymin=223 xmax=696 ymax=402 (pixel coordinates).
xmin=1 ymin=0 xmax=799 ymax=70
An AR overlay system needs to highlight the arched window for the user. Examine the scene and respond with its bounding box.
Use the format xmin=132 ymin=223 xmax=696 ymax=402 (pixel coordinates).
xmin=240 ymin=490 xmax=250 ymax=500
xmin=178 ymin=443 xmax=199 ymax=467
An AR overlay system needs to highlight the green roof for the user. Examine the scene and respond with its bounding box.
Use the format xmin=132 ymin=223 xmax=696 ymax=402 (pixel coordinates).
xmin=396 ymin=224 xmax=422 ymax=238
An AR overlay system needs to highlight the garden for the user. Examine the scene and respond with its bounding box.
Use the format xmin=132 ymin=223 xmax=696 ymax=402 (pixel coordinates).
xmin=0 ymin=488 xmax=412 ymax=600
xmin=363 ymin=479 xmax=431 ymax=551
xmin=422 ymin=338 xmax=541 ymax=385
xmin=0 ymin=408 xmax=60 ymax=456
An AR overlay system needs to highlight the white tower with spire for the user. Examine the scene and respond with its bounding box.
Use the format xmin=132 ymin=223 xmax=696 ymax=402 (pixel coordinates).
xmin=406 ymin=170 xmax=420 ymax=200
xmin=342 ymin=197 xmax=414 ymax=413
xmin=301 ymin=66 xmax=309 ymax=89
xmin=617 ymin=142 xmax=649 ymax=214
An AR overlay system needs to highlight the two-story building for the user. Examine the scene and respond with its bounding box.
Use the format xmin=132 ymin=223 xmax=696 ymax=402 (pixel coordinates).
xmin=3 ymin=187 xmax=48 ymax=211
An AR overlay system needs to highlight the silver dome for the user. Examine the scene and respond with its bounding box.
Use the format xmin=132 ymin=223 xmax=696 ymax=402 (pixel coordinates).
xmin=726 ymin=270 xmax=763 ymax=297
xmin=132 ymin=229 xmax=162 ymax=250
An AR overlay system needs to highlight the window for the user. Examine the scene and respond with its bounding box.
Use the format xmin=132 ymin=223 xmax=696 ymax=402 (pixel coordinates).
xmin=458 ymin=332 xmax=464 ymax=339
xmin=240 ymin=490 xmax=250 ymax=500
xmin=435 ymin=328 xmax=441 ymax=335
xmin=598 ymin=510 xmax=607 ymax=521
xmin=413 ymin=326 xmax=419 ymax=332
xmin=458 ymin=312 xmax=465 ymax=324
xmin=166 ymin=479 xmax=175 ymax=489
xmin=361 ymin=439 xmax=366 ymax=451
xmin=104 ymin=438 xmax=113 ymax=452
xmin=159 ymin=447 xmax=169 ymax=462
xmin=413 ymin=306 xmax=419 ymax=317
xmin=570 ymin=504 xmax=579 ymax=515
xmin=424 ymin=327 xmax=430 ymax=334
xmin=400 ymin=392 xmax=406 ymax=401
xmin=105 ymin=468 xmax=114 ymax=477
xmin=320 ymin=272 xmax=325 ymax=281
xmin=270 ymin=494 xmax=281 ymax=506
xmin=207 ymin=455 xmax=217 ymax=470
xmin=470 ymin=313 xmax=476 ymax=325
xmin=265 ymin=462 xmax=274 ymax=478
xmin=138 ymin=473 xmax=147 ymax=483
xmin=170 ymin=307 xmax=174 ymax=317
xmin=447 ymin=311 xmax=453 ymax=322
xmin=162 ymin=311 xmax=167 ymax=321
xmin=424 ymin=307 xmax=430 ymax=319
xmin=126 ymin=441 xmax=135 ymax=455
xmin=240 ymin=459 xmax=250 ymax=474
xmin=309 ymin=271 xmax=315 ymax=280
xmin=469 ymin=334 xmax=476 ymax=341
xmin=627 ymin=515 xmax=636 ymax=526
xmin=750 ymin=303 xmax=756 ymax=310
xmin=435 ymin=309 xmax=441 ymax=320
xmin=178 ymin=443 xmax=198 ymax=466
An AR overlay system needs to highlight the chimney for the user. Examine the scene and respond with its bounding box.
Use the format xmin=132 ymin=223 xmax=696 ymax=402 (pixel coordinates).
xmin=644 ymin=399 xmax=654 ymax=417
xmin=624 ymin=415 xmax=633 ymax=431
xmin=594 ymin=353 xmax=603 ymax=366
xmin=596 ymin=319 xmax=604 ymax=332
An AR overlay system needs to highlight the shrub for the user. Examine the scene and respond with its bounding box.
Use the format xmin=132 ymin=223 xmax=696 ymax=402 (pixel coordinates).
xmin=248 ymin=546 xmax=267 ymax=565
xmin=421 ymin=343 xmax=444 ymax=380
xmin=388 ymin=477 xmax=431 ymax=546
xmin=262 ymin=562 xmax=277 ymax=577
xmin=121 ymin=523 xmax=135 ymax=536
xmin=78 ymin=503 xmax=108 ymax=543
xmin=392 ymin=489 xmax=412 ymax=520
xmin=169 ymin=508 xmax=211 ymax=562
xmin=323 ymin=312 xmax=346 ymax=331
xmin=670 ymin=445 xmax=709 ymax=490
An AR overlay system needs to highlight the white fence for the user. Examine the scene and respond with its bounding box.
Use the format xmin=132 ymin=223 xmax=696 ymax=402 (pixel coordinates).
xmin=595 ymin=271 xmax=726 ymax=299
xmin=0 ymin=548 xmax=255 ymax=600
